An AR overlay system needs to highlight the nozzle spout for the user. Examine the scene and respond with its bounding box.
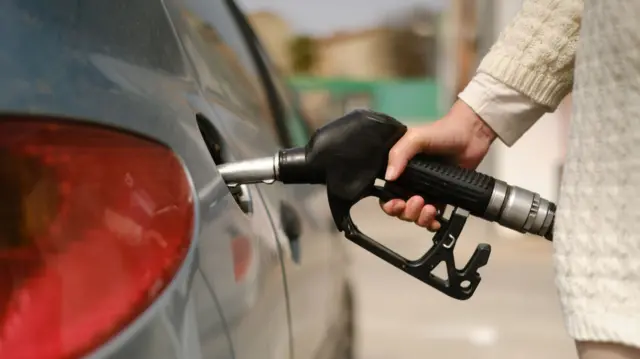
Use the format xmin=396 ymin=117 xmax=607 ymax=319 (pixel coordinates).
xmin=217 ymin=153 xmax=278 ymax=186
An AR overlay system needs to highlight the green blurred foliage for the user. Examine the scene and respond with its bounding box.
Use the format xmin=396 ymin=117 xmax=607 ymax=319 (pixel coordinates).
xmin=290 ymin=35 xmax=318 ymax=74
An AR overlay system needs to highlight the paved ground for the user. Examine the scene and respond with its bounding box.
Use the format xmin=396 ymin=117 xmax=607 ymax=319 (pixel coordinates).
xmin=348 ymin=198 xmax=578 ymax=359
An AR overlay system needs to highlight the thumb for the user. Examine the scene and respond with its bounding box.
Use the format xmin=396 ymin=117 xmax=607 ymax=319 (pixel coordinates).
xmin=385 ymin=130 xmax=425 ymax=181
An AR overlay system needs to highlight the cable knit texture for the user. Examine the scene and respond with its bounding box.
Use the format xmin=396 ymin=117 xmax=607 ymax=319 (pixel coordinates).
xmin=478 ymin=0 xmax=640 ymax=350
xmin=556 ymin=0 xmax=640 ymax=349
xmin=477 ymin=0 xmax=583 ymax=109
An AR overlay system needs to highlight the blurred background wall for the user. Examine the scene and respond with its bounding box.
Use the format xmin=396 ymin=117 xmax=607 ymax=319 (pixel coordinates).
xmin=240 ymin=0 xmax=572 ymax=239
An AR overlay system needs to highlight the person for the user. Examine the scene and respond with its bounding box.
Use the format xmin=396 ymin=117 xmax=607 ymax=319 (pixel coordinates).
xmin=380 ymin=0 xmax=640 ymax=358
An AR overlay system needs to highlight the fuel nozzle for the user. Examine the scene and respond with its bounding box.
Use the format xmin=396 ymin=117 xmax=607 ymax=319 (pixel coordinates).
xmin=218 ymin=149 xmax=555 ymax=240
xmin=217 ymin=110 xmax=555 ymax=240
xmin=217 ymin=153 xmax=280 ymax=186
xmin=216 ymin=109 xmax=556 ymax=300
xmin=218 ymin=147 xmax=321 ymax=186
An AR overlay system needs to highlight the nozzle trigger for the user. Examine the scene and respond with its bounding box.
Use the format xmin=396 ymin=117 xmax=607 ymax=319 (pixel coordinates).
xmin=327 ymin=183 xmax=491 ymax=300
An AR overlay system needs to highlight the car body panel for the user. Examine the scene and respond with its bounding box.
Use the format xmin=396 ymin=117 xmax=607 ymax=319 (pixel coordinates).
xmin=0 ymin=0 xmax=352 ymax=358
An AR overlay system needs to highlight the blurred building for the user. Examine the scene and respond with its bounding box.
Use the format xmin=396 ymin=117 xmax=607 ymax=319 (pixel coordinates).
xmin=245 ymin=7 xmax=443 ymax=131
xmin=312 ymin=6 xmax=438 ymax=79
xmin=246 ymin=11 xmax=294 ymax=74
xmin=315 ymin=28 xmax=437 ymax=80
xmin=314 ymin=28 xmax=396 ymax=79
xmin=246 ymin=9 xmax=439 ymax=80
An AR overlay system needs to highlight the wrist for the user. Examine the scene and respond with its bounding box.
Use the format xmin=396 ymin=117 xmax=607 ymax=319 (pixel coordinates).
xmin=473 ymin=117 xmax=498 ymax=146
xmin=449 ymin=99 xmax=497 ymax=146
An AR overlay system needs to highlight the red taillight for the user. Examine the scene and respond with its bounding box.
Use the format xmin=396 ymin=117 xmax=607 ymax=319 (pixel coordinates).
xmin=0 ymin=117 xmax=194 ymax=359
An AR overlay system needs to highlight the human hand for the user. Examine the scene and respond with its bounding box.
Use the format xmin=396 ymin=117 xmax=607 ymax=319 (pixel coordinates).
xmin=380 ymin=99 xmax=497 ymax=231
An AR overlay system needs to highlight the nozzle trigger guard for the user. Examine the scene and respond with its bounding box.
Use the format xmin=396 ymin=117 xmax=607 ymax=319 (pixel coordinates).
xmin=328 ymin=183 xmax=492 ymax=300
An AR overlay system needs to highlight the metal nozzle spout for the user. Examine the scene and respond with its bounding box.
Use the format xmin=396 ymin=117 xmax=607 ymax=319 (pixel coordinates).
xmin=217 ymin=153 xmax=279 ymax=186
xmin=485 ymin=180 xmax=555 ymax=239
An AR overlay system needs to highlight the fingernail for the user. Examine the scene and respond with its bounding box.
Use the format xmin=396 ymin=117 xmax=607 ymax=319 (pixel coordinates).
xmin=385 ymin=166 xmax=396 ymax=181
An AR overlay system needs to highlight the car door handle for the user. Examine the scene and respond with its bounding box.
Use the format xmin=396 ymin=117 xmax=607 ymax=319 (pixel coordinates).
xmin=280 ymin=201 xmax=302 ymax=263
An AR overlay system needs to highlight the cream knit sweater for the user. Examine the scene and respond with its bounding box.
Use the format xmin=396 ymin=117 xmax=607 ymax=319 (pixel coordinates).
xmin=459 ymin=0 xmax=640 ymax=350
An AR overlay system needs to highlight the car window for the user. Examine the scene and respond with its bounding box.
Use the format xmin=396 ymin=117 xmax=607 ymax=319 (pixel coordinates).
xmin=228 ymin=3 xmax=314 ymax=148
xmin=183 ymin=0 xmax=258 ymax=80
xmin=255 ymin=44 xmax=313 ymax=147
xmin=171 ymin=0 xmax=281 ymax=142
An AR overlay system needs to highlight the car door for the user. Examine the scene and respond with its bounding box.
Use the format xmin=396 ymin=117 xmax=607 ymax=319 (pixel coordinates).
xmin=163 ymin=1 xmax=293 ymax=358
xmin=225 ymin=2 xmax=353 ymax=358
xmin=244 ymin=39 xmax=354 ymax=357
xmin=169 ymin=1 xmax=340 ymax=358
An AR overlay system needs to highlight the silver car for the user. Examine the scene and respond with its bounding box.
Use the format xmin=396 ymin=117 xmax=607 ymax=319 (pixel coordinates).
xmin=0 ymin=0 xmax=356 ymax=358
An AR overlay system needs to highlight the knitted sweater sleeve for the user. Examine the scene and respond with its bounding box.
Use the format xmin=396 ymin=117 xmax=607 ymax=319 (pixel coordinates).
xmin=459 ymin=0 xmax=583 ymax=146
xmin=479 ymin=0 xmax=583 ymax=107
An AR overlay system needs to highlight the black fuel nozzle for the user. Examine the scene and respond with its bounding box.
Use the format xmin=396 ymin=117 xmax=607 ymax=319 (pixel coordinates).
xmin=217 ymin=109 xmax=555 ymax=300
xmin=218 ymin=110 xmax=403 ymax=187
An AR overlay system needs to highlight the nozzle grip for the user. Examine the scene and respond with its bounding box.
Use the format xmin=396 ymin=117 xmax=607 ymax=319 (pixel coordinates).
xmin=390 ymin=155 xmax=495 ymax=217
xmin=328 ymin=192 xmax=491 ymax=301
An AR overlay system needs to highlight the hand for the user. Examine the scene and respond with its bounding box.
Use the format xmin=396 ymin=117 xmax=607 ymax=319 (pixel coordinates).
xmin=380 ymin=99 xmax=497 ymax=231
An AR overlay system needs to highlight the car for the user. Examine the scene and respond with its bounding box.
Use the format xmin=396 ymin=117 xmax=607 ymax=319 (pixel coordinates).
xmin=0 ymin=0 xmax=356 ymax=358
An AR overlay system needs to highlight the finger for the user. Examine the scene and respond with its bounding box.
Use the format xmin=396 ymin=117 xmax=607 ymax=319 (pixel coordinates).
xmin=399 ymin=195 xmax=424 ymax=222
xmin=380 ymin=199 xmax=394 ymax=213
xmin=426 ymin=219 xmax=441 ymax=232
xmin=381 ymin=199 xmax=406 ymax=217
xmin=381 ymin=199 xmax=405 ymax=216
xmin=416 ymin=205 xmax=438 ymax=228
xmin=385 ymin=130 xmax=424 ymax=181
